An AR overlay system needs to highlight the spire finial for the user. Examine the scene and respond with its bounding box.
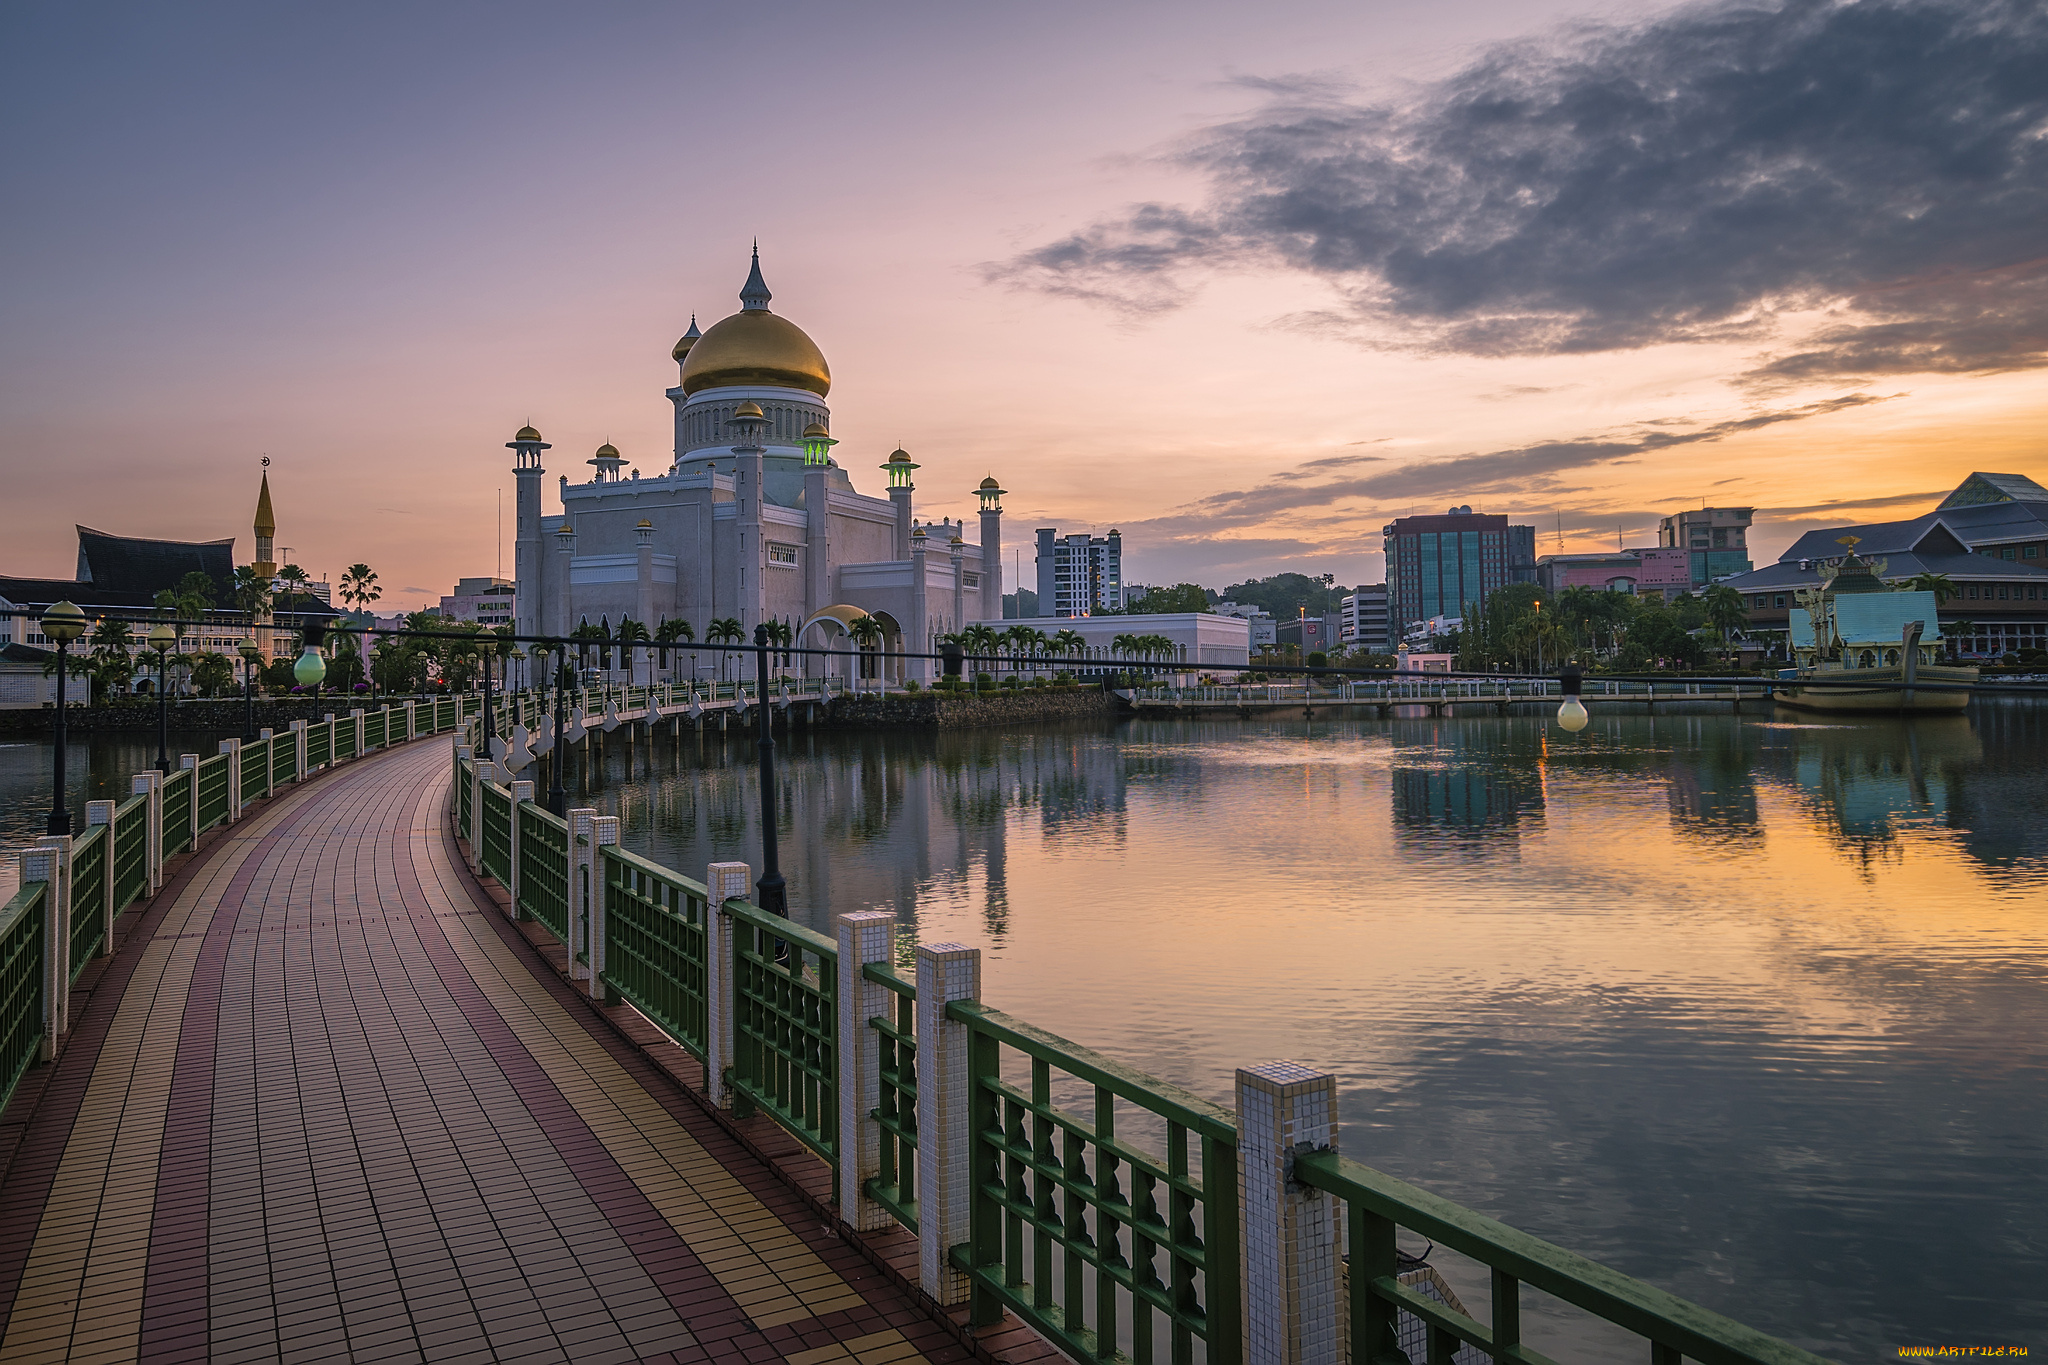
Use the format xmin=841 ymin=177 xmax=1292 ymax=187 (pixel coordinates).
xmin=740 ymin=244 xmax=771 ymax=311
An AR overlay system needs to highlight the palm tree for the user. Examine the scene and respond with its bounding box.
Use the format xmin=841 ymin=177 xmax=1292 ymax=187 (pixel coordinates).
xmin=616 ymin=616 xmax=652 ymax=687
xmin=1908 ymin=572 xmax=1959 ymax=607
xmin=188 ymin=650 xmax=236 ymax=698
xmin=274 ymin=562 xmax=312 ymax=616
xmin=85 ymin=619 xmax=134 ymax=706
xmin=1051 ymin=628 xmax=1084 ymax=673
xmin=1702 ymin=584 xmax=1750 ymax=655
xmin=706 ymin=618 xmax=745 ymax=682
xmin=1946 ymin=619 xmax=1977 ymax=659
xmin=339 ymin=563 xmax=381 ymax=615
xmin=654 ymin=617 xmax=694 ymax=680
xmin=847 ymin=615 xmax=885 ymax=689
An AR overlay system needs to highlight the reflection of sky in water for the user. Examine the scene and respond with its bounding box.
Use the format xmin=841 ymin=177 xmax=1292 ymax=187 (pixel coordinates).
xmin=6 ymin=704 xmax=2042 ymax=1357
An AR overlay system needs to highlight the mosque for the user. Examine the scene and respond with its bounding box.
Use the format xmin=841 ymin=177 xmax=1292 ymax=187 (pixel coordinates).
xmin=512 ymin=251 xmax=1004 ymax=685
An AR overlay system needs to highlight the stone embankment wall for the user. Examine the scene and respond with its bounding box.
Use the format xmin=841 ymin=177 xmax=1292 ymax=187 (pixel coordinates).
xmin=825 ymin=687 xmax=1117 ymax=729
xmin=0 ymin=699 xmax=418 ymax=737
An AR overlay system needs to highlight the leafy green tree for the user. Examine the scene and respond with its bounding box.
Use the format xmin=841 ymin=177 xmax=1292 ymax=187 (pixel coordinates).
xmin=1127 ymin=583 xmax=1213 ymax=614
xmin=231 ymin=564 xmax=272 ymax=625
xmin=705 ymin=617 xmax=744 ymax=681
xmin=339 ymin=563 xmax=381 ymax=613
xmin=1702 ymin=584 xmax=1751 ymax=651
xmin=188 ymin=650 xmax=236 ymax=698
xmin=654 ymin=617 xmax=694 ymax=678
xmin=274 ymin=562 xmax=312 ymax=615
xmin=1908 ymin=572 xmax=1958 ymax=606
xmin=1219 ymin=573 xmax=1338 ymax=619
xmin=847 ymin=615 xmax=884 ymax=686
xmin=616 ymin=616 xmax=652 ymax=686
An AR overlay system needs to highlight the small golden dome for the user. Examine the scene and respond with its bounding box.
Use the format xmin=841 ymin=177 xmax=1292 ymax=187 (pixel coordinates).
xmin=636 ymin=519 xmax=653 ymax=528
xmin=978 ymin=475 xmax=1002 ymax=490
xmin=515 ymin=425 xmax=543 ymax=442
xmin=593 ymin=442 xmax=620 ymax=459
xmin=733 ymin=400 xmax=765 ymax=419
xmin=887 ymin=448 xmax=912 ymax=463
xmin=671 ymin=315 xmax=701 ymax=362
xmin=679 ymin=312 xmax=830 ymax=397
xmin=801 ymin=422 xmax=829 ymax=439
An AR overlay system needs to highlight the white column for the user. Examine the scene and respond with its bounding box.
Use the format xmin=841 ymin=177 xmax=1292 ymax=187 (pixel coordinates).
xmin=836 ymin=910 xmax=896 ymax=1230
xmin=587 ymin=814 xmax=619 ymax=999
xmin=259 ymin=728 xmax=275 ymax=799
xmin=404 ymin=699 xmax=416 ymax=741
xmin=23 ymin=838 xmax=71 ymax=1061
xmin=179 ymin=754 xmax=199 ymax=850
xmin=292 ymin=719 xmax=308 ymax=780
xmin=352 ymin=707 xmax=366 ymax=758
xmin=131 ymin=771 xmax=162 ymax=896
xmin=219 ymin=738 xmax=242 ymax=822
xmin=86 ymin=801 xmax=116 ymax=952
xmin=1237 ymin=1061 xmax=1341 ymax=1365
xmin=507 ymin=779 xmax=534 ymax=909
xmin=915 ymin=941 xmax=981 ymax=1306
xmin=471 ymin=760 xmax=498 ymax=876
xmin=702 ymin=859 xmax=750 ymax=1109
xmin=568 ymin=808 xmax=595 ymax=963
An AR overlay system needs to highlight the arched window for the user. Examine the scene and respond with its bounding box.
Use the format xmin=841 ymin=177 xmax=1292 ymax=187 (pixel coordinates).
xmin=1858 ymin=650 xmax=1876 ymax=667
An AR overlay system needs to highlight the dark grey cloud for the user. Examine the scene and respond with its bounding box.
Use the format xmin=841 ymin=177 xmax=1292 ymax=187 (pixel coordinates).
xmin=1275 ymin=451 xmax=1385 ymax=479
xmin=1758 ymin=489 xmax=1946 ymax=518
xmin=993 ymin=0 xmax=2048 ymax=382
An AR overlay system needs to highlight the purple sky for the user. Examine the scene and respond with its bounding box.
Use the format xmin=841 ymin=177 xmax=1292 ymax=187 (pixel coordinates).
xmin=4 ymin=0 xmax=2042 ymax=608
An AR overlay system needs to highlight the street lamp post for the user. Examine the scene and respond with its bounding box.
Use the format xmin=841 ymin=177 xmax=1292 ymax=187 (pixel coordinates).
xmin=148 ymin=622 xmax=177 ymax=773
xmin=545 ymin=644 xmax=568 ymax=817
xmin=41 ymin=601 xmax=88 ymax=837
xmin=238 ymin=638 xmax=262 ymax=739
xmin=480 ymin=640 xmax=498 ymax=754
xmin=752 ymin=622 xmax=787 ymax=918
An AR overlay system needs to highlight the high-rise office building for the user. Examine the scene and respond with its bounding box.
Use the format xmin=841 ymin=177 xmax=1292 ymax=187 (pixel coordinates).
xmin=1383 ymin=507 xmax=1531 ymax=633
xmin=1659 ymin=507 xmax=1754 ymax=586
xmin=1342 ymin=584 xmax=1391 ymax=652
xmin=1034 ymin=527 xmax=1123 ymax=616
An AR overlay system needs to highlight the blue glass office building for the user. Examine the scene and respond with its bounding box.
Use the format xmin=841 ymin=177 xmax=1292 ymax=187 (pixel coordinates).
xmin=1384 ymin=506 xmax=1523 ymax=634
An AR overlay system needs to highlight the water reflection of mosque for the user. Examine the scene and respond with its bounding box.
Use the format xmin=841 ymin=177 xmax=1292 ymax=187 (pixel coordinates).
xmin=580 ymin=724 xmax=1131 ymax=945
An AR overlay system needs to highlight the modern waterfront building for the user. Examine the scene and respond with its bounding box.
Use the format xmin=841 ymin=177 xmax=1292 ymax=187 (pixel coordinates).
xmin=1383 ymin=507 xmax=1533 ymax=636
xmin=1033 ymin=527 xmax=1123 ymax=616
xmin=1660 ymin=506 xmax=1755 ymax=587
xmin=1508 ymin=525 xmax=1539 ymax=585
xmin=438 ymin=577 xmax=517 ymax=626
xmin=1003 ymin=611 xmax=1250 ymax=667
xmin=512 ymin=250 xmax=1008 ymax=685
xmin=1535 ymin=548 xmax=1691 ymax=600
xmin=1341 ymin=584 xmax=1391 ymax=652
xmin=1724 ymin=472 xmax=2048 ymax=659
xmin=1210 ymin=601 xmax=1277 ymax=649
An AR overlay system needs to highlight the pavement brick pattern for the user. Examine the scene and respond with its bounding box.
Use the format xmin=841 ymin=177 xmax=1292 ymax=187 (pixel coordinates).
xmin=0 ymin=741 xmax=973 ymax=1364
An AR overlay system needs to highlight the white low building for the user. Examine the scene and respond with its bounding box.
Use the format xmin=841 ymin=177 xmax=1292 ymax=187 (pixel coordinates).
xmin=1002 ymin=613 xmax=1251 ymax=668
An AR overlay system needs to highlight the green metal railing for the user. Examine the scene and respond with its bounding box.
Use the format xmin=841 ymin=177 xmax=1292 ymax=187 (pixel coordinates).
xmin=366 ymin=710 xmax=387 ymax=749
xmin=951 ymin=1001 xmax=1242 ymax=1365
xmin=730 ymin=900 xmax=838 ymax=1167
xmin=241 ymin=738 xmax=270 ymax=803
xmin=162 ymin=768 xmax=193 ymax=856
xmin=335 ymin=717 xmax=358 ymax=762
xmin=599 ymin=846 xmax=709 ymax=1059
xmin=1294 ymin=1151 xmax=1835 ymax=1365
xmin=478 ymin=782 xmax=513 ymax=886
xmin=111 ymin=795 xmax=148 ymax=910
xmin=68 ymin=823 xmax=107 ymax=975
xmin=0 ymin=883 xmax=43 ymax=1114
xmin=865 ymin=961 xmax=919 ymax=1233
xmin=457 ymin=755 xmax=475 ymax=845
xmin=306 ymin=722 xmax=332 ymax=770
xmin=195 ymin=753 xmax=230 ymax=833
xmin=273 ymin=734 xmax=298 ymax=786
xmin=515 ymin=804 xmax=569 ymax=936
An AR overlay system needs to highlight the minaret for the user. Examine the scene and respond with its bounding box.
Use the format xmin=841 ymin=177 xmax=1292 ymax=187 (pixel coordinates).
xmin=950 ymin=535 xmax=966 ymax=640
xmin=977 ymin=476 xmax=1004 ymax=622
xmin=883 ymin=448 xmax=918 ymax=559
xmin=509 ymin=424 xmax=550 ymax=688
xmin=252 ymin=471 xmax=278 ymax=660
xmin=801 ymin=423 xmax=835 ymax=621
xmin=634 ymin=519 xmax=656 ymax=648
xmin=910 ymin=524 xmax=930 ymax=683
xmin=553 ymin=521 xmax=577 ymax=637
xmin=730 ymin=400 xmax=770 ymax=634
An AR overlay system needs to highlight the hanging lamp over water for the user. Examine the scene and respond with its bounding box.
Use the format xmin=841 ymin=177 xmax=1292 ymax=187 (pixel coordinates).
xmin=1556 ymin=662 xmax=1589 ymax=732
xmin=294 ymin=621 xmax=328 ymax=688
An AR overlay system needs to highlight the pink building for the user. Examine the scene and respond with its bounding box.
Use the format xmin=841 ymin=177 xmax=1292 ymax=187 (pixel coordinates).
xmin=1536 ymin=548 xmax=1693 ymax=601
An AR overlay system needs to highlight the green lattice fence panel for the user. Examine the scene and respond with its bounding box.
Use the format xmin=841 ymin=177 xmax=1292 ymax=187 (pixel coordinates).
xmin=516 ymin=804 xmax=569 ymax=939
xmin=730 ymin=902 xmax=837 ymax=1165
xmin=241 ymin=739 xmax=270 ymax=803
xmin=457 ymin=756 xmax=474 ymax=845
xmin=365 ymin=710 xmax=387 ymax=749
xmin=599 ymin=846 xmax=708 ymax=1058
xmin=161 ymin=769 xmax=193 ymax=856
xmin=273 ymin=735 xmax=298 ymax=786
xmin=1293 ymin=1151 xmax=1834 ymax=1365
xmin=112 ymin=795 xmax=149 ymax=911
xmin=334 ymin=718 xmax=358 ymax=761
xmin=0 ymin=883 xmax=45 ymax=1115
xmin=865 ymin=962 xmax=919 ymax=1234
xmin=306 ymin=723 xmax=331 ymax=770
xmin=478 ymin=782 xmax=513 ymax=885
xmin=68 ymin=823 xmax=107 ymax=975
xmin=952 ymin=1002 xmax=1242 ymax=1365
xmin=195 ymin=754 xmax=230 ymax=832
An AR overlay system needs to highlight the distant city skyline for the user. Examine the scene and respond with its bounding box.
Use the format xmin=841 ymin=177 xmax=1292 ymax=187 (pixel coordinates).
xmin=3 ymin=0 xmax=2042 ymax=611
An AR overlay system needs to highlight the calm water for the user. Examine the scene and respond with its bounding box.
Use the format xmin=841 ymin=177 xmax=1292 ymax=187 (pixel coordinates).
xmin=3 ymin=708 xmax=2043 ymax=1356
xmin=569 ymin=701 xmax=2047 ymax=1361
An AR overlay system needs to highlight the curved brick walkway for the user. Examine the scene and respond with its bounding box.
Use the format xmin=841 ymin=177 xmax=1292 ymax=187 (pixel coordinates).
xmin=0 ymin=740 xmax=969 ymax=1365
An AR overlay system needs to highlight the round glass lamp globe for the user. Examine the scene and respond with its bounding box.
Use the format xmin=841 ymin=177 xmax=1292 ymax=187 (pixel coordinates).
xmin=294 ymin=647 xmax=328 ymax=688
xmin=1556 ymin=697 xmax=1590 ymax=732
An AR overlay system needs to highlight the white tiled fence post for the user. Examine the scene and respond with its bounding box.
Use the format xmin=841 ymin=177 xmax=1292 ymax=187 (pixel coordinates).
xmin=1237 ymin=1061 xmax=1342 ymax=1365
xmin=219 ymin=738 xmax=242 ymax=822
xmin=86 ymin=801 xmax=116 ymax=952
xmin=291 ymin=719 xmax=308 ymax=780
xmin=702 ymin=860 xmax=751 ymax=1109
xmin=506 ymin=779 xmax=534 ymax=910
xmin=179 ymin=755 xmax=199 ymax=849
xmin=131 ymin=771 xmax=162 ymax=895
xmin=23 ymin=838 xmax=71 ymax=1060
xmin=586 ymin=815 xmax=618 ymax=1000
xmin=568 ymin=808 xmax=596 ymax=955
xmin=469 ymin=760 xmax=498 ymax=875
xmin=836 ymin=911 xmax=896 ymax=1230
xmin=259 ymin=729 xmax=275 ymax=799
xmin=352 ymin=707 xmax=366 ymax=757
xmin=403 ymin=700 xmax=416 ymax=741
xmin=915 ymin=941 xmax=982 ymax=1306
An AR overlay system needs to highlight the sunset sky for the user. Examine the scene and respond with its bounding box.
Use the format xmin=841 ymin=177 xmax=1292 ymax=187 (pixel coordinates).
xmin=4 ymin=0 xmax=2043 ymax=609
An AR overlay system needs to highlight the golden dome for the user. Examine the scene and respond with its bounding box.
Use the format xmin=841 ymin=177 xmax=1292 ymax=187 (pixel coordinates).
xmin=887 ymin=448 xmax=913 ymax=463
xmin=636 ymin=519 xmax=653 ymax=528
xmin=514 ymin=425 xmax=543 ymax=442
xmin=733 ymin=400 xmax=764 ymax=419
xmin=672 ymin=315 xmax=701 ymax=362
xmin=679 ymin=310 xmax=831 ymax=397
xmin=593 ymin=442 xmax=620 ymax=459
xmin=801 ymin=422 xmax=829 ymax=440
xmin=978 ymin=475 xmax=1001 ymax=490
